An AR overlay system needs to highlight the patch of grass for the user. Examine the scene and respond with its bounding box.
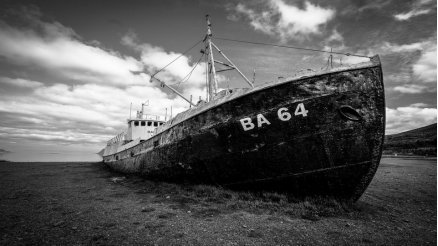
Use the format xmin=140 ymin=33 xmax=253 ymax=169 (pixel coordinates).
xmin=181 ymin=184 xmax=356 ymax=219
xmin=193 ymin=207 xmax=222 ymax=218
xmin=157 ymin=212 xmax=176 ymax=219
xmin=112 ymin=172 xmax=358 ymax=221
xmin=248 ymin=229 xmax=263 ymax=238
xmin=143 ymin=221 xmax=165 ymax=230
xmin=141 ymin=207 xmax=155 ymax=213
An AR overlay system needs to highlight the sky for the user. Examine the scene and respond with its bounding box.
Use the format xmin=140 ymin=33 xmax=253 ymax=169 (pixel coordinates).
xmin=0 ymin=0 xmax=436 ymax=161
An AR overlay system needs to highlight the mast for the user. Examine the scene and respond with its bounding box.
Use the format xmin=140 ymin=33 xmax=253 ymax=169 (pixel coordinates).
xmin=211 ymin=43 xmax=253 ymax=88
xmin=204 ymin=15 xmax=254 ymax=102
xmin=149 ymin=15 xmax=254 ymax=105
xmin=205 ymin=48 xmax=209 ymax=102
xmin=205 ymin=15 xmax=218 ymax=99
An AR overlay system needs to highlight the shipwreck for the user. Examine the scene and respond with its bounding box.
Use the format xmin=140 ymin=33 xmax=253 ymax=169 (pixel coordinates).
xmin=102 ymin=15 xmax=385 ymax=200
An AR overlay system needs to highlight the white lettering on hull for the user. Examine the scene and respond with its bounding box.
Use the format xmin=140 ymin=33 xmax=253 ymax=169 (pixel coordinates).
xmin=239 ymin=103 xmax=308 ymax=131
xmin=240 ymin=118 xmax=255 ymax=131
xmin=257 ymin=114 xmax=271 ymax=127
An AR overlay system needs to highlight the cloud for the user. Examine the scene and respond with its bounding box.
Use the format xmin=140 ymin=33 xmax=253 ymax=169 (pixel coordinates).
xmin=379 ymin=40 xmax=437 ymax=85
xmin=384 ymin=73 xmax=412 ymax=86
xmin=409 ymin=103 xmax=429 ymax=107
xmin=0 ymin=77 xmax=43 ymax=88
xmin=122 ymin=32 xmax=207 ymax=88
xmin=0 ymin=20 xmax=213 ymax=144
xmin=233 ymin=3 xmax=275 ymax=36
xmin=0 ymin=13 xmax=145 ymax=86
xmin=0 ymin=81 xmax=193 ymax=128
xmin=394 ymin=0 xmax=435 ymax=21
xmin=393 ymin=84 xmax=428 ymax=94
xmin=338 ymin=39 xmax=431 ymax=58
xmin=379 ymin=41 xmax=427 ymax=53
xmin=0 ymin=8 xmax=216 ymax=149
xmin=0 ymin=81 xmax=195 ymax=147
xmin=394 ymin=9 xmax=431 ymax=21
xmin=0 ymin=4 xmax=435 ymax=159
xmin=386 ymin=105 xmax=437 ymax=134
xmin=380 ymin=40 xmax=436 ymax=93
xmin=338 ymin=38 xmax=436 ymax=93
xmin=122 ymin=31 xmax=229 ymax=98
xmin=412 ymin=44 xmax=437 ymax=83
xmin=0 ymin=126 xmax=109 ymax=144
xmin=230 ymin=0 xmax=335 ymax=42
xmin=340 ymin=0 xmax=392 ymax=15
xmin=325 ymin=29 xmax=344 ymax=44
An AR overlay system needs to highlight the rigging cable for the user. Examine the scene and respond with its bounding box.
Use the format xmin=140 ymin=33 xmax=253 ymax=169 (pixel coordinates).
xmin=174 ymin=52 xmax=205 ymax=87
xmin=215 ymin=37 xmax=370 ymax=58
xmin=151 ymin=38 xmax=204 ymax=78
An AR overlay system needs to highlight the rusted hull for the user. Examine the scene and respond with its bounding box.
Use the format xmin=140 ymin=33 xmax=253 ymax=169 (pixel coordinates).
xmin=104 ymin=62 xmax=385 ymax=200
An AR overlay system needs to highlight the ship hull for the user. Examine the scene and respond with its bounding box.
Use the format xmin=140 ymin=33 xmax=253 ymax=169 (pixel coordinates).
xmin=103 ymin=60 xmax=384 ymax=200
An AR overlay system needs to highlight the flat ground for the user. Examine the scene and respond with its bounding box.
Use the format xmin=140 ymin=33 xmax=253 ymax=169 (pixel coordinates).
xmin=0 ymin=157 xmax=436 ymax=245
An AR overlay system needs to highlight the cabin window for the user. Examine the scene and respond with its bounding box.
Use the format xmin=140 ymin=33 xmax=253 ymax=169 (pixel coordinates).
xmin=154 ymin=122 xmax=158 ymax=127
xmin=153 ymin=140 xmax=160 ymax=147
xmin=134 ymin=121 xmax=139 ymax=126
xmin=147 ymin=121 xmax=152 ymax=126
xmin=141 ymin=121 xmax=146 ymax=126
xmin=116 ymin=155 xmax=119 ymax=160
xmin=159 ymin=122 xmax=163 ymax=126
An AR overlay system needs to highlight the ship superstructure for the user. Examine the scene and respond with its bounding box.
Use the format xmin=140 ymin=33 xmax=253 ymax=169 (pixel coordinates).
xmin=103 ymin=104 xmax=165 ymax=159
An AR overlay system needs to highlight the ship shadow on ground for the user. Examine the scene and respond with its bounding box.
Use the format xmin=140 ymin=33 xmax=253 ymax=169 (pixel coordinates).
xmin=95 ymin=162 xmax=373 ymax=222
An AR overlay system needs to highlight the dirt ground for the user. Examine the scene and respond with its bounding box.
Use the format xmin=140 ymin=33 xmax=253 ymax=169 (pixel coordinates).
xmin=0 ymin=157 xmax=436 ymax=245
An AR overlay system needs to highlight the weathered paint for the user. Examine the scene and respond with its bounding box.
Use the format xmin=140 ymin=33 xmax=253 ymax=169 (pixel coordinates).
xmin=103 ymin=57 xmax=385 ymax=200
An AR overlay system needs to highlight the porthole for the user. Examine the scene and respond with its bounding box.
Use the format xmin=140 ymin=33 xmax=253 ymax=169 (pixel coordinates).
xmin=338 ymin=105 xmax=362 ymax=121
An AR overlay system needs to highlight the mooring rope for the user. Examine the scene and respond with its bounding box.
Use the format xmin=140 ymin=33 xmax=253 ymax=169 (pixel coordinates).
xmin=215 ymin=37 xmax=370 ymax=58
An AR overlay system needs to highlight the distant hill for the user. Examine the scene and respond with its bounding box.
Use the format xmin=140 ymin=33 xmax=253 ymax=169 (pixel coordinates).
xmin=384 ymin=123 xmax=437 ymax=156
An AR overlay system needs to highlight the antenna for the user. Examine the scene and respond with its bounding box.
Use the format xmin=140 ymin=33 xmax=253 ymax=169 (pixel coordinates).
xmin=330 ymin=48 xmax=333 ymax=68
xmin=129 ymin=102 xmax=132 ymax=120
xmin=170 ymin=106 xmax=173 ymax=120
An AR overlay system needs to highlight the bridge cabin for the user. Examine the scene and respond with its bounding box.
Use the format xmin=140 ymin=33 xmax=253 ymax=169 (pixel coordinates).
xmin=125 ymin=109 xmax=165 ymax=141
